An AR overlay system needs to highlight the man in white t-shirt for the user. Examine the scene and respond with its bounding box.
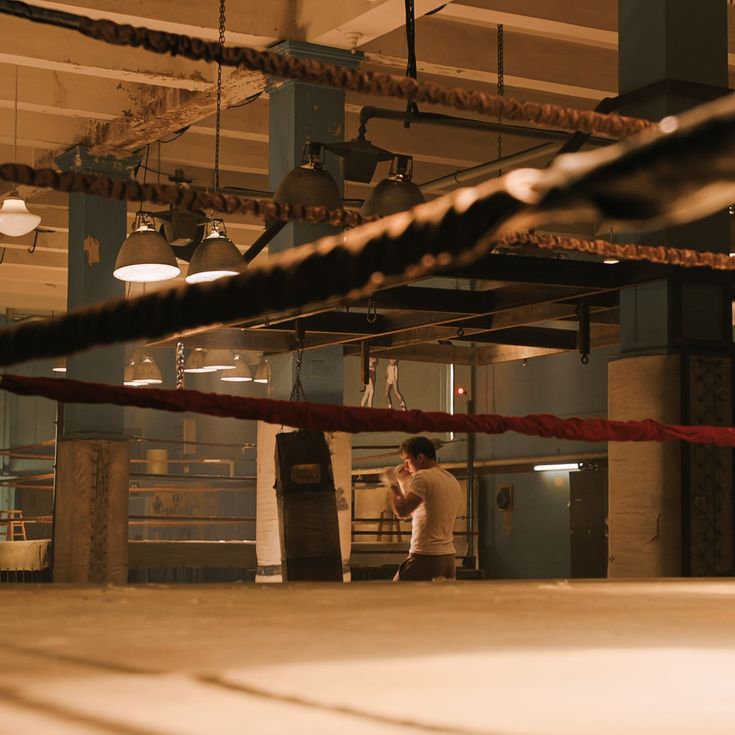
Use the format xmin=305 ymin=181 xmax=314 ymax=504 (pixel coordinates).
xmin=385 ymin=436 xmax=461 ymax=581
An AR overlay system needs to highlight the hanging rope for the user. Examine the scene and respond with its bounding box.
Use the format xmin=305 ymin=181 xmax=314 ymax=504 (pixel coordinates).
xmin=0 ymin=0 xmax=654 ymax=140
xmin=4 ymin=372 xmax=735 ymax=448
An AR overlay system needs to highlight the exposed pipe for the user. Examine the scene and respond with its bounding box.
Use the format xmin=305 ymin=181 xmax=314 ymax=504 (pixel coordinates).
xmin=358 ymin=106 xmax=613 ymax=147
xmin=419 ymin=142 xmax=558 ymax=193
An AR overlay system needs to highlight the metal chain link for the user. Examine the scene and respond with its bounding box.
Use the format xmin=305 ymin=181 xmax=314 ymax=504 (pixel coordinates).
xmin=366 ymin=295 xmax=377 ymax=323
xmin=214 ymin=0 xmax=226 ymax=193
xmin=289 ymin=339 xmax=307 ymax=401
xmin=497 ymin=24 xmax=504 ymax=171
xmin=175 ymin=340 xmax=185 ymax=389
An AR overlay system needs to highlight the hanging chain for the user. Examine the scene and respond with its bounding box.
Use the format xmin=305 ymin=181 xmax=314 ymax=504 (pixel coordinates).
xmin=175 ymin=340 xmax=185 ymax=389
xmin=214 ymin=0 xmax=226 ymax=193
xmin=289 ymin=339 xmax=307 ymax=401
xmin=366 ymin=295 xmax=377 ymax=323
xmin=496 ymin=24 xmax=504 ymax=172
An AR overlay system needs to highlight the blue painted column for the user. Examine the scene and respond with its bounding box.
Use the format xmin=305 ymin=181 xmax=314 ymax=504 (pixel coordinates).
xmin=56 ymin=145 xmax=138 ymax=436
xmin=51 ymin=145 xmax=137 ymax=583
xmin=256 ymin=42 xmax=360 ymax=581
xmin=609 ymin=0 xmax=733 ymax=577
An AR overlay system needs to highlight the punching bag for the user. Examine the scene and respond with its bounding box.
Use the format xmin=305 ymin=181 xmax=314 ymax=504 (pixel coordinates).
xmin=274 ymin=430 xmax=343 ymax=582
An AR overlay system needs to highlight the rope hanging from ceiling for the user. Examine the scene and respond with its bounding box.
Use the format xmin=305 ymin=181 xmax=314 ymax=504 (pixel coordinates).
xmin=3 ymin=373 xmax=735 ymax=448
xmin=0 ymin=0 xmax=654 ymax=140
xmin=0 ymin=89 xmax=733 ymax=367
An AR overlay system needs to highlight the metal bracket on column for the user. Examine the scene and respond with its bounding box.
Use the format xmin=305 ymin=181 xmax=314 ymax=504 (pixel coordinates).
xmin=577 ymin=299 xmax=591 ymax=365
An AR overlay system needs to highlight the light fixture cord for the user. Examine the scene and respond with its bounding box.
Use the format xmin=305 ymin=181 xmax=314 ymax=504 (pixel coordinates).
xmin=12 ymin=65 xmax=18 ymax=165
xmin=496 ymin=24 xmax=504 ymax=174
xmin=214 ymin=0 xmax=226 ymax=194
xmin=403 ymin=0 xmax=419 ymax=126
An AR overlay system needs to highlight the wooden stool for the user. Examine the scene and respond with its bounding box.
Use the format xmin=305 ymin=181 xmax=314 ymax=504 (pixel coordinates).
xmin=0 ymin=510 xmax=27 ymax=541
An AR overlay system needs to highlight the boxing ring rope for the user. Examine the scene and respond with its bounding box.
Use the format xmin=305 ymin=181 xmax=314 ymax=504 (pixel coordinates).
xmin=3 ymin=373 xmax=735 ymax=448
xmin=0 ymin=89 xmax=734 ymax=367
xmin=0 ymin=162 xmax=372 ymax=229
xmin=0 ymin=0 xmax=654 ymax=140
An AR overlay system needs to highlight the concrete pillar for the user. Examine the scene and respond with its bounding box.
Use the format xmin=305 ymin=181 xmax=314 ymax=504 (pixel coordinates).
xmin=255 ymin=42 xmax=359 ymax=582
xmin=609 ymin=1 xmax=733 ymax=577
xmin=52 ymin=145 xmax=136 ymax=583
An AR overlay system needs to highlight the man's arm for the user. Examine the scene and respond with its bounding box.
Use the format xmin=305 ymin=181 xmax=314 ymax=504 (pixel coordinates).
xmin=388 ymin=482 xmax=423 ymax=519
xmin=386 ymin=467 xmax=424 ymax=519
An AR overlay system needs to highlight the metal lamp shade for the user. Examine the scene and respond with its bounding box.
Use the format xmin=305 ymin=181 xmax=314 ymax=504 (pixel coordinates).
xmin=202 ymin=349 xmax=236 ymax=371
xmin=221 ymin=354 xmax=253 ymax=382
xmin=0 ymin=196 xmax=41 ymax=236
xmin=123 ymin=360 xmax=137 ymax=386
xmin=133 ymin=355 xmax=163 ymax=385
xmin=184 ymin=348 xmax=217 ymax=373
xmin=253 ymin=360 xmax=269 ymax=384
xmin=274 ymin=165 xmax=342 ymax=210
xmin=52 ymin=357 xmax=66 ymax=373
xmin=185 ymin=235 xmax=244 ymax=284
xmin=360 ymin=177 xmax=425 ymax=218
xmin=113 ymin=229 xmax=180 ymax=283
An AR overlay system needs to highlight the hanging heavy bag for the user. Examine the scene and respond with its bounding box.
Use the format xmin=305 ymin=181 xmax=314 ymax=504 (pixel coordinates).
xmin=274 ymin=430 xmax=343 ymax=581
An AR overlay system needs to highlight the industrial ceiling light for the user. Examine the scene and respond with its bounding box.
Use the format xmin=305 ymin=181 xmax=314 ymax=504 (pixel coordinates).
xmin=327 ymin=134 xmax=394 ymax=184
xmin=123 ymin=358 xmax=138 ymax=386
xmin=183 ymin=348 xmax=217 ymax=373
xmin=132 ymin=354 xmax=163 ymax=385
xmin=186 ymin=219 xmax=244 ymax=283
xmin=0 ymin=68 xmax=41 ymax=237
xmin=360 ymin=154 xmax=425 ymax=218
xmin=202 ymin=348 xmax=236 ymax=371
xmin=113 ymin=212 xmax=180 ymax=283
xmin=274 ymin=141 xmax=342 ymax=210
xmin=533 ymin=462 xmax=582 ymax=472
xmin=0 ymin=194 xmax=42 ymax=237
xmin=221 ymin=353 xmax=253 ymax=382
xmin=253 ymin=359 xmax=269 ymax=384
xmin=52 ymin=357 xmax=66 ymax=373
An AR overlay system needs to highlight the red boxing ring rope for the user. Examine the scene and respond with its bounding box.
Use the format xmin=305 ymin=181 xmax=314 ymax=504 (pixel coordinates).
xmin=3 ymin=373 xmax=735 ymax=448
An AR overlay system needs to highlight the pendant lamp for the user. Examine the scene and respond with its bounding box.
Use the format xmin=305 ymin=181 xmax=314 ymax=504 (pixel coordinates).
xmin=202 ymin=348 xmax=236 ymax=371
xmin=0 ymin=68 xmax=41 ymax=237
xmin=253 ymin=359 xmax=269 ymax=384
xmin=114 ymin=212 xmax=180 ymax=283
xmin=221 ymin=353 xmax=253 ymax=382
xmin=133 ymin=354 xmax=163 ymax=385
xmin=186 ymin=219 xmax=244 ymax=283
xmin=184 ymin=348 xmax=217 ymax=373
xmin=274 ymin=141 xmax=342 ymax=210
xmin=0 ymin=194 xmax=41 ymax=237
xmin=361 ymin=155 xmax=425 ymax=218
xmin=52 ymin=357 xmax=67 ymax=373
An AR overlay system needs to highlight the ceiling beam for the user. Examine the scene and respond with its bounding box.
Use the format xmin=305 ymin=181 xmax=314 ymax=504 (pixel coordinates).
xmin=362 ymin=16 xmax=617 ymax=101
xmin=29 ymin=0 xmax=284 ymax=47
xmin=88 ymin=70 xmax=267 ymax=155
xmin=0 ymin=16 xmax=215 ymax=90
xmin=297 ymin=0 xmax=453 ymax=48
xmin=439 ymin=0 xmax=616 ymax=50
